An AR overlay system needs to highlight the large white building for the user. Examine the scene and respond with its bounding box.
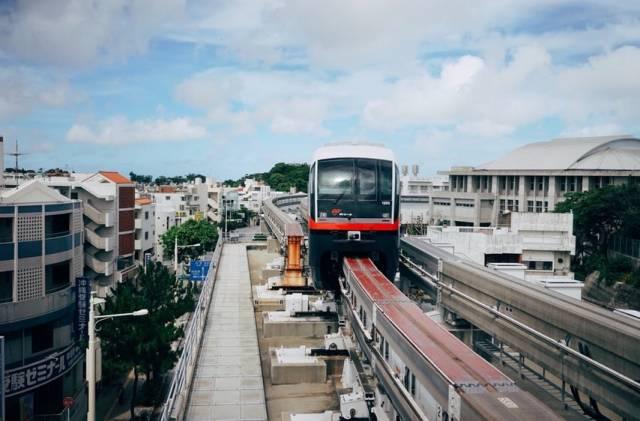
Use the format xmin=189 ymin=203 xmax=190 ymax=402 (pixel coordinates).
xmin=400 ymin=135 xmax=640 ymax=227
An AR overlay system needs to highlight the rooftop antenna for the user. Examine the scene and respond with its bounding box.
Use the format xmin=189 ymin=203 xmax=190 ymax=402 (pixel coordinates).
xmin=7 ymin=140 xmax=27 ymax=172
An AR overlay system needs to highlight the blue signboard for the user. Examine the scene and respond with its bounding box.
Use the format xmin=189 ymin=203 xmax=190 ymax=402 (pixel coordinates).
xmin=3 ymin=344 xmax=83 ymax=397
xmin=189 ymin=260 xmax=211 ymax=281
xmin=75 ymin=277 xmax=90 ymax=342
xmin=1 ymin=336 xmax=4 ymax=421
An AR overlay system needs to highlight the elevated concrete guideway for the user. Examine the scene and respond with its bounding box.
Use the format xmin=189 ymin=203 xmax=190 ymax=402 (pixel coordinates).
xmin=185 ymin=243 xmax=267 ymax=420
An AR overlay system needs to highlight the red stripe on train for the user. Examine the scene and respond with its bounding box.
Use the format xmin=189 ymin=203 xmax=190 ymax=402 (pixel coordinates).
xmin=308 ymin=218 xmax=399 ymax=232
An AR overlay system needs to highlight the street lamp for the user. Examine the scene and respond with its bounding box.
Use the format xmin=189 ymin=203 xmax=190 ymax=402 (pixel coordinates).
xmin=87 ymin=292 xmax=148 ymax=421
xmin=174 ymin=236 xmax=201 ymax=274
xmin=223 ymin=195 xmax=228 ymax=241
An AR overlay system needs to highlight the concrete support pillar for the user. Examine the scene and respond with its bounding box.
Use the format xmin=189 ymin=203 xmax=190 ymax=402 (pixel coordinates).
xmin=582 ymin=176 xmax=589 ymax=192
xmin=491 ymin=176 xmax=498 ymax=194
xmin=449 ymin=200 xmax=456 ymax=226
xmin=518 ymin=176 xmax=526 ymax=212
xmin=467 ymin=175 xmax=474 ymax=193
xmin=473 ymin=197 xmax=481 ymax=227
xmin=547 ymin=176 xmax=556 ymax=211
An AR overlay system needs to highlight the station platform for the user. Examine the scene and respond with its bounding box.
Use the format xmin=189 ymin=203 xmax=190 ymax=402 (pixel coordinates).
xmin=186 ymin=243 xmax=267 ymax=420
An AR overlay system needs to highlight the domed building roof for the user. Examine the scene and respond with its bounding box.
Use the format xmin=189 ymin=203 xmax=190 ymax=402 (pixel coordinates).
xmin=476 ymin=135 xmax=640 ymax=171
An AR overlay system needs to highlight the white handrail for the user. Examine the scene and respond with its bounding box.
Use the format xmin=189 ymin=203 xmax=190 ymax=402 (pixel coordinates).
xmin=160 ymin=233 xmax=224 ymax=421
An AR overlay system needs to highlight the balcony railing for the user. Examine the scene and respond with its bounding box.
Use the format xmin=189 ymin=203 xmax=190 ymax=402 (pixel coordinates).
xmin=84 ymin=201 xmax=114 ymax=227
xmin=85 ymin=252 xmax=113 ymax=276
xmin=0 ymin=286 xmax=74 ymax=325
xmin=85 ymin=228 xmax=112 ymax=251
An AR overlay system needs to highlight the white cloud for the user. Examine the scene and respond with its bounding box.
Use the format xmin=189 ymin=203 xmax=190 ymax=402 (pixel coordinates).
xmin=0 ymin=0 xmax=186 ymax=66
xmin=0 ymin=68 xmax=75 ymax=120
xmin=363 ymin=45 xmax=640 ymax=136
xmin=66 ymin=117 xmax=208 ymax=144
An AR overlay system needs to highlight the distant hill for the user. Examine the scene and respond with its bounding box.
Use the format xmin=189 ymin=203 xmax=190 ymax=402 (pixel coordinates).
xmin=224 ymin=162 xmax=309 ymax=193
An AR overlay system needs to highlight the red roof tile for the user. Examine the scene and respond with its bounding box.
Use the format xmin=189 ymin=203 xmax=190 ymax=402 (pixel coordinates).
xmin=99 ymin=171 xmax=132 ymax=184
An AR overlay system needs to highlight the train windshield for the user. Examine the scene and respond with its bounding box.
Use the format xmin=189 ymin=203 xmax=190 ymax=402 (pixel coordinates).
xmin=317 ymin=158 xmax=393 ymax=202
xmin=318 ymin=159 xmax=353 ymax=198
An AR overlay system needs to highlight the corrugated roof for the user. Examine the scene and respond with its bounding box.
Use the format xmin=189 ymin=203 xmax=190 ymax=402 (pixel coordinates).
xmin=99 ymin=171 xmax=132 ymax=184
xmin=476 ymin=135 xmax=640 ymax=171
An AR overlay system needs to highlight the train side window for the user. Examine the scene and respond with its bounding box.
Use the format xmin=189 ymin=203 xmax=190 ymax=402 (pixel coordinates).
xmin=379 ymin=160 xmax=392 ymax=201
xmin=384 ymin=342 xmax=389 ymax=360
xmin=404 ymin=367 xmax=410 ymax=389
xmin=379 ymin=335 xmax=385 ymax=353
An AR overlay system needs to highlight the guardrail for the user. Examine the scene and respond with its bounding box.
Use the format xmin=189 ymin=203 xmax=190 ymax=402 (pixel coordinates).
xmin=261 ymin=193 xmax=306 ymax=245
xmin=400 ymin=236 xmax=640 ymax=419
xmin=160 ymin=233 xmax=224 ymax=421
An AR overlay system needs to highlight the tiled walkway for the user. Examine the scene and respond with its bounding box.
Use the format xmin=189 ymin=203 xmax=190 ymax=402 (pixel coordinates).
xmin=186 ymin=243 xmax=267 ymax=420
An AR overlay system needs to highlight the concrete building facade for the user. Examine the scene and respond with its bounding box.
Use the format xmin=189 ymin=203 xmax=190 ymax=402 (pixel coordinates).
xmin=42 ymin=171 xmax=137 ymax=296
xmin=134 ymin=196 xmax=155 ymax=266
xmin=400 ymin=135 xmax=640 ymax=227
xmin=0 ymin=181 xmax=86 ymax=420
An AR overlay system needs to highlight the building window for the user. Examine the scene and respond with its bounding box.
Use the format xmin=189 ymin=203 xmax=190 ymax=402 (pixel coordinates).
xmin=559 ymin=177 xmax=566 ymax=192
xmin=70 ymin=191 xmax=79 ymax=200
xmin=0 ymin=217 xmax=13 ymax=243
xmin=528 ymin=177 xmax=535 ymax=192
xmin=0 ymin=271 xmax=12 ymax=303
xmin=45 ymin=213 xmax=70 ymax=238
xmin=527 ymin=201 xmax=534 ymax=212
xmin=384 ymin=341 xmax=389 ymax=360
xmin=535 ymin=201 xmax=543 ymax=212
xmin=165 ymin=196 xmax=170 ymax=200
xmin=525 ymin=261 xmax=553 ymax=271
xmin=32 ymin=322 xmax=54 ymax=353
xmin=500 ymin=199 xmax=506 ymax=211
xmin=144 ymin=211 xmax=149 ymax=220
xmin=145 ymin=232 xmax=149 ymax=240
xmin=45 ymin=260 xmax=71 ymax=293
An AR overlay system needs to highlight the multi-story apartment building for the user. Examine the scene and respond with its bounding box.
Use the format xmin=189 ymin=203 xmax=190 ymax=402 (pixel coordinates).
xmin=43 ymin=171 xmax=137 ymax=296
xmin=206 ymin=177 xmax=222 ymax=223
xmin=134 ymin=196 xmax=155 ymax=266
xmin=401 ymin=135 xmax=640 ymax=227
xmin=0 ymin=180 xmax=86 ymax=420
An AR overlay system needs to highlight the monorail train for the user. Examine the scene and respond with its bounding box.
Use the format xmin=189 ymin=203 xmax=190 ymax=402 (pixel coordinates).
xmin=307 ymin=143 xmax=400 ymax=289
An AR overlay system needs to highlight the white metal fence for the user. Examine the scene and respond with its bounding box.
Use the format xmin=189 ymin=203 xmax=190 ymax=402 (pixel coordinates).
xmin=159 ymin=234 xmax=224 ymax=421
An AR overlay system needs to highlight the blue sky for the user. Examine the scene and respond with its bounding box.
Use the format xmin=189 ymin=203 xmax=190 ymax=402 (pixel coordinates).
xmin=1 ymin=0 xmax=639 ymax=179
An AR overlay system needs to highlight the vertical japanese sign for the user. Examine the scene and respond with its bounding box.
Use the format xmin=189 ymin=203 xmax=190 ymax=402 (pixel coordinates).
xmin=75 ymin=277 xmax=90 ymax=342
xmin=1 ymin=336 xmax=4 ymax=421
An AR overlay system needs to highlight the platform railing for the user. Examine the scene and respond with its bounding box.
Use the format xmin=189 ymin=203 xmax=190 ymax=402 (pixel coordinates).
xmin=160 ymin=233 xmax=223 ymax=421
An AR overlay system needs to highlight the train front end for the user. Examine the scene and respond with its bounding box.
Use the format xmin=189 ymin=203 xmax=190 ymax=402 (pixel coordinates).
xmin=308 ymin=143 xmax=400 ymax=289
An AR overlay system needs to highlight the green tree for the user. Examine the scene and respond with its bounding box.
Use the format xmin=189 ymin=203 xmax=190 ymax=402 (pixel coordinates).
xmin=160 ymin=219 xmax=219 ymax=260
xmin=555 ymin=182 xmax=640 ymax=280
xmin=100 ymin=263 xmax=196 ymax=417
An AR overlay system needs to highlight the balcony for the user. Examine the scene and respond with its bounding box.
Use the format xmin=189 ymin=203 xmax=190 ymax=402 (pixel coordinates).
xmin=0 ymin=285 xmax=73 ymax=326
xmin=84 ymin=201 xmax=114 ymax=227
xmin=85 ymin=246 xmax=113 ymax=276
xmin=84 ymin=223 xmax=113 ymax=252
